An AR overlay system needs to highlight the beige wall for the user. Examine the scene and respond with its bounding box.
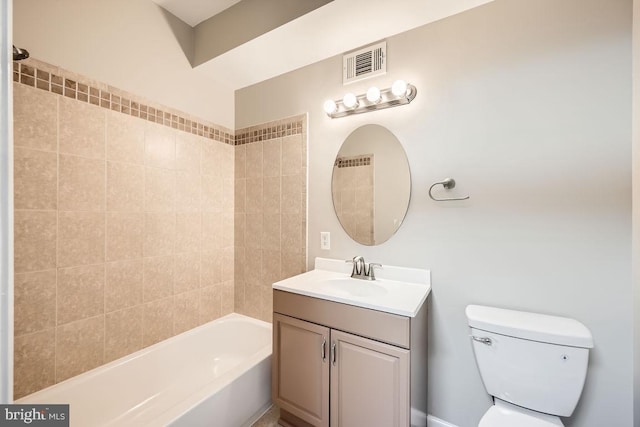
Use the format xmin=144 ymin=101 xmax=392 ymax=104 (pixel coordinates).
xmin=234 ymin=118 xmax=307 ymax=323
xmin=236 ymin=0 xmax=633 ymax=425
xmin=634 ymin=0 xmax=640 ymax=422
xmin=12 ymin=61 xmax=235 ymax=399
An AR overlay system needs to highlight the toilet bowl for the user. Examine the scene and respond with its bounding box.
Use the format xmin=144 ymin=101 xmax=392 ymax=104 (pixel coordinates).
xmin=466 ymin=305 xmax=593 ymax=427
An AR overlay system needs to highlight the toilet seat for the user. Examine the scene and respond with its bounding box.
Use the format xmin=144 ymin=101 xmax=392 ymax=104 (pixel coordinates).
xmin=479 ymin=399 xmax=564 ymax=427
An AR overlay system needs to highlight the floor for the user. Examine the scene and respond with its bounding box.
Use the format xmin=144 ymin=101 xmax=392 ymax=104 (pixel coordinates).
xmin=252 ymin=405 xmax=281 ymax=426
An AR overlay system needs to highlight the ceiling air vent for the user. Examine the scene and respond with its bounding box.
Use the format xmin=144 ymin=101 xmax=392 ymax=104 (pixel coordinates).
xmin=343 ymin=41 xmax=386 ymax=85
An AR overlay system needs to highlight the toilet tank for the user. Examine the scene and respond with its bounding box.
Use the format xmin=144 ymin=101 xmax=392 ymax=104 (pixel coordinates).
xmin=466 ymin=305 xmax=593 ymax=417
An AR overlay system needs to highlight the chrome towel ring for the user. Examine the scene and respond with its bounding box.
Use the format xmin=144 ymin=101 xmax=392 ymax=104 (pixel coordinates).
xmin=428 ymin=178 xmax=470 ymax=202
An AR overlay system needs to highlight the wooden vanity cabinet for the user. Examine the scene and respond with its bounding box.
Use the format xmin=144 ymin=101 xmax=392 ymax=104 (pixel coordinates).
xmin=272 ymin=290 xmax=428 ymax=427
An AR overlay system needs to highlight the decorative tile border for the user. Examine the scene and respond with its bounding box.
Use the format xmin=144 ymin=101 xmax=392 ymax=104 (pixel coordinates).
xmin=235 ymin=115 xmax=305 ymax=144
xmin=13 ymin=58 xmax=305 ymax=146
xmin=334 ymin=154 xmax=373 ymax=168
xmin=13 ymin=58 xmax=235 ymax=145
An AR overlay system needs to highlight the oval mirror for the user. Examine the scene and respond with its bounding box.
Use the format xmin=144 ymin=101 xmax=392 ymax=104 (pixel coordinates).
xmin=332 ymin=124 xmax=411 ymax=245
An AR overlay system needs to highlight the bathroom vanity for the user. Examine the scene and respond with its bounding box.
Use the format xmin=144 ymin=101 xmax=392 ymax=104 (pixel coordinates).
xmin=271 ymin=258 xmax=431 ymax=427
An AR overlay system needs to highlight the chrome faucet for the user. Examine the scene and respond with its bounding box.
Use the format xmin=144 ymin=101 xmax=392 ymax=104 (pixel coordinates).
xmin=346 ymin=256 xmax=382 ymax=281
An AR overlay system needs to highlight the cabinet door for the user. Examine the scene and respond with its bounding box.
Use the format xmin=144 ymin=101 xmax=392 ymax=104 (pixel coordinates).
xmin=273 ymin=313 xmax=330 ymax=427
xmin=330 ymin=330 xmax=410 ymax=427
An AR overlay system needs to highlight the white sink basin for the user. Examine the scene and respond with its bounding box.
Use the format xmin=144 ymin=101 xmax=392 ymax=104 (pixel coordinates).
xmin=272 ymin=258 xmax=431 ymax=317
xmin=316 ymin=278 xmax=388 ymax=298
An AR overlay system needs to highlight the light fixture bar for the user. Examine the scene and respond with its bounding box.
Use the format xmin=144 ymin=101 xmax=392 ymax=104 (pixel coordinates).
xmin=324 ymin=82 xmax=417 ymax=119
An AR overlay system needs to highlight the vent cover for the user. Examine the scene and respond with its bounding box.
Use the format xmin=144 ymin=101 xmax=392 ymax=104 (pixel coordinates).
xmin=343 ymin=41 xmax=386 ymax=85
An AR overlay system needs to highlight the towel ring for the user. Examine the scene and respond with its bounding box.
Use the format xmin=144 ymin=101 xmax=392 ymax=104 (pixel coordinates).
xmin=428 ymin=178 xmax=470 ymax=202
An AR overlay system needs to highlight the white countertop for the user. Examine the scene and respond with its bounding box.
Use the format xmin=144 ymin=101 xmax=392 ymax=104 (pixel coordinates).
xmin=272 ymin=257 xmax=431 ymax=317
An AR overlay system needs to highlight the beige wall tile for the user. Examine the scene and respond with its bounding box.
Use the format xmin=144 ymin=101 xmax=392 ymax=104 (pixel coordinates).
xmin=234 ymin=280 xmax=246 ymax=315
xmin=176 ymin=133 xmax=201 ymax=173
xmin=222 ymin=247 xmax=234 ymax=282
xmin=143 ymin=212 xmax=175 ymax=257
xmin=223 ymin=178 xmax=235 ymax=213
xmin=281 ymin=174 xmax=302 ymax=215
xmin=245 ymin=213 xmax=263 ymax=249
xmin=14 ymin=210 xmax=57 ymax=274
xmin=220 ymin=144 xmax=234 ymax=179
xmin=174 ymin=252 xmax=200 ymax=293
xmin=14 ymin=147 xmax=57 ymax=210
xmin=234 ymin=145 xmax=246 ymax=179
xmin=263 ymin=214 xmax=281 ymax=252
xmin=105 ymin=260 xmax=143 ymax=313
xmin=222 ymin=212 xmax=234 ymax=248
xmin=106 ymin=111 xmax=145 ymax=165
xmin=145 ymin=167 xmax=176 ymax=212
xmin=244 ymin=283 xmax=261 ymax=320
xmin=13 ymin=83 xmax=58 ymax=152
xmin=281 ymin=213 xmax=303 ymax=253
xmin=143 ymin=256 xmax=174 ymax=302
xmin=245 ymin=177 xmax=263 ymax=214
xmin=14 ymin=270 xmax=56 ymax=336
xmin=59 ymin=154 xmax=105 ymax=211
xmin=107 ymin=162 xmax=144 ymax=212
xmin=201 ymin=140 xmax=223 ymax=177
xmin=56 ymin=316 xmax=104 ymax=382
xmin=245 ymin=142 xmax=263 ymax=178
xmin=232 ymin=178 xmax=244 ymax=214
xmin=58 ymin=211 xmax=105 ymax=268
xmin=176 ymin=212 xmax=201 ymax=254
xmin=263 ymin=250 xmax=282 ymax=286
xmin=59 ymin=97 xmax=105 ymax=159
xmin=244 ymin=248 xmax=262 ymax=286
xmin=282 ymin=251 xmax=305 ymax=279
xmin=282 ymin=135 xmax=303 ymax=176
xmin=14 ymin=330 xmax=56 ymax=399
xmin=145 ymin=123 xmax=175 ymax=170
xmin=201 ymin=174 xmax=223 ymax=212
xmin=174 ymin=290 xmax=200 ymax=334
xmin=199 ymin=285 xmax=221 ymax=323
xmin=201 ymin=250 xmax=222 ymax=287
xmin=221 ymin=281 xmax=234 ymax=316
xmin=234 ymin=247 xmax=245 ymax=284
xmin=263 ymin=176 xmax=281 ymax=215
xmin=57 ymin=264 xmax=105 ymax=325
xmin=105 ymin=306 xmax=143 ymax=363
xmin=263 ymin=139 xmax=281 ymax=177
xmin=106 ymin=212 xmax=143 ymax=262
xmin=143 ymin=297 xmax=173 ymax=346
xmin=235 ymin=213 xmax=245 ymax=249
xmin=260 ymin=286 xmax=274 ymax=323
xmin=176 ymin=172 xmax=201 ymax=212
xmin=201 ymin=212 xmax=222 ymax=252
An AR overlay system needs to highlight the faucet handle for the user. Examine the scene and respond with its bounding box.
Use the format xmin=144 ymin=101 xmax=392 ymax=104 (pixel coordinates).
xmin=367 ymin=263 xmax=383 ymax=280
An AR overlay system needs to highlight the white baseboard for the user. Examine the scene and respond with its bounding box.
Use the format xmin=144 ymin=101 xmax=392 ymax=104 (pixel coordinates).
xmin=427 ymin=414 xmax=459 ymax=427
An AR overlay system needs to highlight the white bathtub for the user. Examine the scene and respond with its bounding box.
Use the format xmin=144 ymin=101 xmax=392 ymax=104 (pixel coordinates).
xmin=17 ymin=313 xmax=272 ymax=427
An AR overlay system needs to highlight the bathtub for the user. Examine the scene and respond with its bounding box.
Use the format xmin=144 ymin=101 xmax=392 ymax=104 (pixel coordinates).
xmin=17 ymin=313 xmax=272 ymax=427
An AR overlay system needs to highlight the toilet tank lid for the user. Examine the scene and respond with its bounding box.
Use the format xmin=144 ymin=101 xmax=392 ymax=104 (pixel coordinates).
xmin=466 ymin=305 xmax=593 ymax=348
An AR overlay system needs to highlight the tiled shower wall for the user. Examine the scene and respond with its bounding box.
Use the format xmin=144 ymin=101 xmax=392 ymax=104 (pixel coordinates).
xmin=234 ymin=118 xmax=307 ymax=323
xmin=12 ymin=59 xmax=236 ymax=399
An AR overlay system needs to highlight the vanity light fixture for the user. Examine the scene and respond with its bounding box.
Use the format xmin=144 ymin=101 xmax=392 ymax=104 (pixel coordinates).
xmin=324 ymin=79 xmax=417 ymax=118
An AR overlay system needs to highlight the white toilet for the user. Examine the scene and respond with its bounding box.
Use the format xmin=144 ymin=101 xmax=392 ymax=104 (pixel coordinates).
xmin=466 ymin=304 xmax=593 ymax=427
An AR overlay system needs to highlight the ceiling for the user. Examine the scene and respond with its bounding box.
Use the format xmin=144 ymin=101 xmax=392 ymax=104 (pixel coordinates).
xmin=154 ymin=0 xmax=495 ymax=90
xmin=153 ymin=0 xmax=243 ymax=27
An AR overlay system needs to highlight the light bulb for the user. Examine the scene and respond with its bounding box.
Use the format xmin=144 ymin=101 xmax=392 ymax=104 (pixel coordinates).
xmin=323 ymin=99 xmax=338 ymax=115
xmin=343 ymin=93 xmax=359 ymax=109
xmin=391 ymin=80 xmax=409 ymax=97
xmin=366 ymin=87 xmax=381 ymax=103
